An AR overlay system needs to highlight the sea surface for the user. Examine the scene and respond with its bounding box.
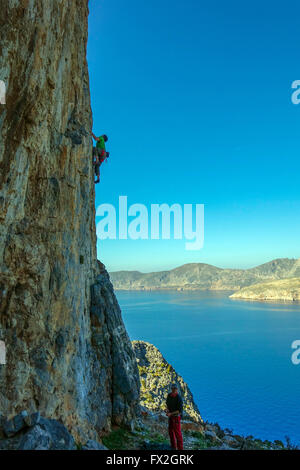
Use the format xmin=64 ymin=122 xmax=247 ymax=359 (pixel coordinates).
xmin=116 ymin=290 xmax=300 ymax=445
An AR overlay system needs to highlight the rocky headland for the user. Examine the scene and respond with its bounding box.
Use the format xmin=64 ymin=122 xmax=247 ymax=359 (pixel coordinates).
xmin=230 ymin=277 xmax=300 ymax=302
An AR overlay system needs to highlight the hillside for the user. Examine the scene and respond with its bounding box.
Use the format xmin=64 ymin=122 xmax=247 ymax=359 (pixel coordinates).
xmin=230 ymin=278 xmax=300 ymax=302
xmin=110 ymin=258 xmax=298 ymax=291
xmin=132 ymin=341 xmax=202 ymax=423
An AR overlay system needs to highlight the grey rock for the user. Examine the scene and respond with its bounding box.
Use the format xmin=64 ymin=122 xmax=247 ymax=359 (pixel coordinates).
xmin=18 ymin=425 xmax=52 ymax=450
xmin=64 ymin=113 xmax=88 ymax=147
xmin=13 ymin=411 xmax=28 ymax=433
xmin=37 ymin=417 xmax=76 ymax=450
xmin=223 ymin=434 xmax=239 ymax=448
xmin=3 ymin=419 xmax=16 ymax=438
xmin=3 ymin=410 xmax=29 ymax=437
xmin=204 ymin=430 xmax=222 ymax=444
xmin=81 ymin=440 xmax=108 ymax=450
xmin=24 ymin=412 xmax=41 ymax=428
xmin=18 ymin=418 xmax=76 ymax=450
xmin=0 ymin=437 xmax=22 ymax=450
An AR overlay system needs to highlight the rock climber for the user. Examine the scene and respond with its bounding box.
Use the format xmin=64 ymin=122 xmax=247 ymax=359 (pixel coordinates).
xmin=91 ymin=132 xmax=109 ymax=184
xmin=166 ymin=384 xmax=184 ymax=450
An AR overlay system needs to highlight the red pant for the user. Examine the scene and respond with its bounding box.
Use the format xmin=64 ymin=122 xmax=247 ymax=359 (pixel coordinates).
xmin=168 ymin=416 xmax=183 ymax=450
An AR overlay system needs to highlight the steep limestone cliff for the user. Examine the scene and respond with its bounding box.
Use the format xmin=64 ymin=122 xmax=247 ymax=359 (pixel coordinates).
xmin=0 ymin=1 xmax=139 ymax=441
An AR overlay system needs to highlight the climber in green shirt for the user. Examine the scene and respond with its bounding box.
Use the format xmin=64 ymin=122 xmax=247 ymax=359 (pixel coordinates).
xmin=92 ymin=132 xmax=109 ymax=184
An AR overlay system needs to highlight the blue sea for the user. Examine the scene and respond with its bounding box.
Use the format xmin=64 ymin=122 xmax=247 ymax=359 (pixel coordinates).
xmin=116 ymin=290 xmax=300 ymax=445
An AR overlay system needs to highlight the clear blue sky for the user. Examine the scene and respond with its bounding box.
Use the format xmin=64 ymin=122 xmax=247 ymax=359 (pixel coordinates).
xmin=87 ymin=0 xmax=300 ymax=272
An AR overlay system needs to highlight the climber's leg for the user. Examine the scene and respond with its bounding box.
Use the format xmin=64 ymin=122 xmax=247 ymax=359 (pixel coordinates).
xmin=92 ymin=147 xmax=101 ymax=183
xmin=95 ymin=161 xmax=100 ymax=183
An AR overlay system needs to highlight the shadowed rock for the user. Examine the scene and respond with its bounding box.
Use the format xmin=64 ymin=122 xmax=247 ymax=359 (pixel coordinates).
xmin=82 ymin=439 xmax=108 ymax=450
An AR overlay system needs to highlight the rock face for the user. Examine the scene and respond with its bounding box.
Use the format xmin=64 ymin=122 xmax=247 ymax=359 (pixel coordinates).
xmin=132 ymin=341 xmax=202 ymax=423
xmin=0 ymin=1 xmax=139 ymax=441
xmin=0 ymin=411 xmax=109 ymax=450
xmin=0 ymin=412 xmax=76 ymax=450
xmin=110 ymin=258 xmax=299 ymax=291
xmin=230 ymin=277 xmax=300 ymax=302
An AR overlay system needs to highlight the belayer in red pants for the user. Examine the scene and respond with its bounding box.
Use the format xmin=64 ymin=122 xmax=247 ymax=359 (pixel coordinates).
xmin=166 ymin=385 xmax=184 ymax=450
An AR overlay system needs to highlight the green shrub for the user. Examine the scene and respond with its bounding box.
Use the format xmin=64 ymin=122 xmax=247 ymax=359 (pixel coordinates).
xmin=102 ymin=429 xmax=132 ymax=450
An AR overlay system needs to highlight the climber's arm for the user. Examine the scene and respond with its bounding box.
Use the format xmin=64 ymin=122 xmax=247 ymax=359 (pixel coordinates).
xmin=92 ymin=132 xmax=99 ymax=141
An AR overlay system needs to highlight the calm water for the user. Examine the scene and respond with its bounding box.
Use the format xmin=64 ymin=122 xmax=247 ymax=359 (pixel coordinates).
xmin=116 ymin=290 xmax=300 ymax=444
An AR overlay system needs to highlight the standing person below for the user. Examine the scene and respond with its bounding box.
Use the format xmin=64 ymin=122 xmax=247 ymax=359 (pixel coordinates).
xmin=91 ymin=132 xmax=109 ymax=184
xmin=166 ymin=385 xmax=184 ymax=450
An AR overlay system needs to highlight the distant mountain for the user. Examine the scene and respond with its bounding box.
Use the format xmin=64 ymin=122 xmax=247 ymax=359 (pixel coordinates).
xmin=230 ymin=277 xmax=300 ymax=302
xmin=288 ymin=258 xmax=300 ymax=278
xmin=110 ymin=258 xmax=299 ymax=292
